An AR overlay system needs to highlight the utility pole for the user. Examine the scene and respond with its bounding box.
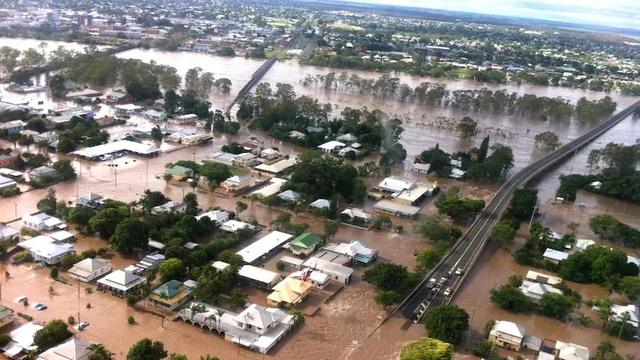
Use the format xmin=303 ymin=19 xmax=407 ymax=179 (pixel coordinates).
xmin=77 ymin=278 xmax=80 ymax=322
xmin=145 ymin=159 xmax=149 ymax=189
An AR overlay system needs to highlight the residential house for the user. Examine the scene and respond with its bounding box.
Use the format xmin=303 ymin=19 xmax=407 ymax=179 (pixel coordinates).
xmin=277 ymin=189 xmax=301 ymax=203
xmin=175 ymin=302 xmax=295 ymax=353
xmin=1 ymin=322 xmax=43 ymax=358
xmin=75 ymin=193 xmax=104 ymax=208
xmin=489 ymin=320 xmax=525 ymax=351
xmin=0 ymin=305 xmax=14 ymax=329
xmin=17 ymin=236 xmax=75 ymax=265
xmin=220 ymin=220 xmax=256 ymax=234
xmin=336 ymin=133 xmax=358 ymax=142
xmin=221 ymin=175 xmax=252 ymax=192
xmin=309 ymin=198 xmax=330 ymax=210
xmin=148 ymin=280 xmax=193 ymax=311
xmin=340 ymin=208 xmax=372 ymax=225
xmin=238 ymin=265 xmax=281 ymax=290
xmin=288 ymin=130 xmax=306 ymax=140
xmin=302 ymin=257 xmax=353 ymax=284
xmin=236 ymin=231 xmax=294 ymax=264
xmin=260 ymin=148 xmax=280 ymax=160
xmin=114 ymin=104 xmax=142 ymax=115
xmin=0 ymin=175 xmax=17 ymax=192
xmin=21 ymin=212 xmax=65 ymax=231
xmin=195 ymin=210 xmax=230 ymax=225
xmin=289 ymin=268 xmax=330 ymax=289
xmin=525 ymin=270 xmax=562 ymax=285
xmin=574 ymin=239 xmax=596 ymax=252
xmin=151 ymin=201 xmax=187 ymax=215
xmin=0 ymin=168 xmax=23 ymax=181
xmin=29 ymin=166 xmax=58 ymax=183
xmin=169 ymin=114 xmax=198 ymax=125
xmin=68 ymin=258 xmax=112 ymax=282
xmin=519 ymin=280 xmax=563 ymax=301
xmin=143 ymin=109 xmax=167 ymax=121
xmin=543 ymin=248 xmax=569 ymax=264
xmin=324 ymin=240 xmax=378 ymax=265
xmin=0 ymin=120 xmax=25 ymax=134
xmin=105 ymin=90 xmax=132 ymax=104
xmin=377 ymin=177 xmax=413 ymax=193
xmin=267 ymin=277 xmax=313 ymax=306
xmin=317 ymin=140 xmax=345 ymax=153
xmin=412 ymin=162 xmax=431 ymax=174
xmin=610 ymin=304 xmax=639 ymax=328
xmin=212 ymin=261 xmax=231 ymax=272
xmin=253 ymin=157 xmax=297 ymax=175
xmin=37 ymin=337 xmax=92 ymax=360
xmin=96 ymin=270 xmax=146 ymax=297
xmin=232 ymin=153 xmax=257 ymax=167
xmin=165 ymin=165 xmax=194 ymax=181
xmin=0 ymin=225 xmax=19 ymax=242
xmin=373 ymin=200 xmax=421 ymax=219
xmin=539 ymin=340 xmax=590 ymax=360
xmin=287 ymin=233 xmax=322 ymax=257
xmin=204 ymin=152 xmax=237 ymax=166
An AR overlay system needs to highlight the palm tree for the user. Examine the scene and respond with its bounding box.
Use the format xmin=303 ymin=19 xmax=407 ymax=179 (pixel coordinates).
xmin=596 ymin=297 xmax=613 ymax=330
xmin=87 ymin=343 xmax=113 ymax=360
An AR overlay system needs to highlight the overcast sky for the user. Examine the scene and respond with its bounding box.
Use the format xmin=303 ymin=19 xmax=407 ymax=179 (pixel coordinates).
xmin=349 ymin=0 xmax=640 ymax=29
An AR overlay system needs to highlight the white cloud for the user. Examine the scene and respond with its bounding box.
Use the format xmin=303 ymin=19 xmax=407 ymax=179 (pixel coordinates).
xmin=347 ymin=0 xmax=640 ymax=28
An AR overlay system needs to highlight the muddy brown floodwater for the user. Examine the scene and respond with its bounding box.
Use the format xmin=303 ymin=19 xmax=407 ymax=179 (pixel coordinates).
xmin=2 ymin=39 xmax=640 ymax=359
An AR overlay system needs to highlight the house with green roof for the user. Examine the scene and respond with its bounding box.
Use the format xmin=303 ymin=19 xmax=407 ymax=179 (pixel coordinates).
xmin=165 ymin=165 xmax=194 ymax=181
xmin=148 ymin=280 xmax=193 ymax=311
xmin=287 ymin=233 xmax=322 ymax=257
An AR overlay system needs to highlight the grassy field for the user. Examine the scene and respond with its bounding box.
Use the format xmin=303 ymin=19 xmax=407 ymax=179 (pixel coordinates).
xmin=327 ymin=22 xmax=365 ymax=32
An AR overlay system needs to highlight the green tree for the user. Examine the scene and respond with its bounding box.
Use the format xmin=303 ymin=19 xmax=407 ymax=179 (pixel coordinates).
xmin=400 ymin=338 xmax=453 ymax=360
xmin=457 ymin=116 xmax=478 ymax=139
xmin=491 ymin=221 xmax=517 ymax=247
xmin=423 ymin=305 xmax=469 ymax=345
xmin=414 ymin=216 xmax=461 ymax=243
xmin=126 ymin=339 xmax=167 ymax=360
xmin=140 ymin=190 xmax=169 ymax=213
xmin=619 ymin=276 xmax=640 ymax=300
xmin=510 ymin=188 xmax=538 ymax=220
xmin=374 ymin=290 xmax=402 ymax=307
xmin=535 ymin=131 xmax=561 ymax=152
xmin=435 ymin=190 xmax=485 ymax=222
xmin=594 ymin=341 xmax=625 ymax=360
xmin=538 ymin=293 xmax=575 ymax=320
xmin=416 ymin=144 xmax=450 ymax=177
xmin=323 ymin=220 xmax=340 ymax=243
xmin=56 ymin=138 xmax=77 ymax=154
xmin=37 ymin=189 xmax=58 ymax=215
xmin=363 ymin=263 xmax=411 ymax=292
xmin=110 ymin=218 xmax=149 ymax=254
xmin=490 ymin=276 xmax=536 ymax=312
xmin=151 ymin=126 xmax=163 ymax=141
xmin=159 ymin=258 xmax=186 ymax=283
xmin=88 ymin=344 xmax=114 ymax=360
xmin=33 ymin=319 xmax=72 ymax=351
xmin=235 ymin=201 xmax=248 ymax=215
xmin=184 ymin=193 xmax=198 ymax=215
xmin=49 ymin=74 xmax=68 ymax=98
xmin=90 ymin=207 xmax=129 ymax=239
xmin=52 ymin=160 xmax=77 ymax=180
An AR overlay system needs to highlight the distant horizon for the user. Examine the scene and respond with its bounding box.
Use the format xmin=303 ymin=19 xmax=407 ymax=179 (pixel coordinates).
xmin=344 ymin=0 xmax=639 ymax=30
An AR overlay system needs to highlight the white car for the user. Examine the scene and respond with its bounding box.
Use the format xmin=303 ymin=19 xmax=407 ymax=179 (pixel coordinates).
xmin=32 ymin=303 xmax=47 ymax=311
xmin=14 ymin=296 xmax=28 ymax=304
xmin=443 ymin=287 xmax=452 ymax=296
xmin=455 ymin=268 xmax=464 ymax=275
xmin=74 ymin=322 xmax=90 ymax=331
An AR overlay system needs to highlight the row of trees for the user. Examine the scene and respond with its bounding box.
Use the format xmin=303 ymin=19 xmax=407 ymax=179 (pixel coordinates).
xmin=301 ymin=72 xmax=617 ymax=121
xmin=590 ymin=214 xmax=640 ymax=249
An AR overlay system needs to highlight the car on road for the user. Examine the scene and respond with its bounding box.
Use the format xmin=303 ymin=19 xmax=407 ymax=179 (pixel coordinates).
xmin=437 ymin=277 xmax=447 ymax=286
xmin=74 ymin=322 xmax=90 ymax=331
xmin=14 ymin=296 xmax=28 ymax=304
xmin=443 ymin=287 xmax=452 ymax=296
xmin=455 ymin=268 xmax=464 ymax=275
xmin=427 ymin=278 xmax=437 ymax=288
xmin=32 ymin=303 xmax=47 ymax=311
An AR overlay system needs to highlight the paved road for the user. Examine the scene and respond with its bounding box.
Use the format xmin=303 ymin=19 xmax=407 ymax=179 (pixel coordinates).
xmin=396 ymin=99 xmax=640 ymax=322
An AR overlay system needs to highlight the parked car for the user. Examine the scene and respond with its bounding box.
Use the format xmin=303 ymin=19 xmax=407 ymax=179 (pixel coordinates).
xmin=74 ymin=322 xmax=90 ymax=331
xmin=32 ymin=303 xmax=47 ymax=311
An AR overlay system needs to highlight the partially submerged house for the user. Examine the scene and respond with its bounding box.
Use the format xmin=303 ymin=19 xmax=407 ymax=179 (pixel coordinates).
xmin=37 ymin=337 xmax=92 ymax=360
xmin=324 ymin=240 xmax=378 ymax=265
xmin=176 ymin=302 xmax=295 ymax=353
xmin=1 ymin=322 xmax=43 ymax=359
xmin=519 ymin=280 xmax=563 ymax=301
xmin=96 ymin=270 xmax=146 ymax=298
xmin=287 ymin=233 xmax=322 ymax=257
xmin=148 ymin=280 xmax=194 ymax=311
xmin=489 ymin=320 xmax=525 ymax=351
xmin=238 ymin=265 xmax=281 ymax=290
xmin=236 ymin=231 xmax=293 ymax=264
xmin=22 ymin=212 xmax=65 ymax=231
xmin=17 ymin=236 xmax=75 ymax=265
xmin=267 ymin=277 xmax=313 ymax=306
xmin=68 ymin=258 xmax=112 ymax=282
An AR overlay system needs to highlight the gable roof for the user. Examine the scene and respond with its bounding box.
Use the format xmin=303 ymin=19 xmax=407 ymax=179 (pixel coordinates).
xmin=289 ymin=233 xmax=321 ymax=250
xmin=234 ymin=304 xmax=287 ymax=329
xmin=38 ymin=337 xmax=91 ymax=360
xmin=492 ymin=320 xmax=525 ymax=339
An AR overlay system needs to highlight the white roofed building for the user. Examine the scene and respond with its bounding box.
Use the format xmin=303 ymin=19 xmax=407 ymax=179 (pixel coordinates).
xmin=238 ymin=265 xmax=281 ymax=290
xmin=97 ymin=270 xmax=146 ymax=297
xmin=489 ymin=320 xmax=525 ymax=351
xmin=236 ymin=231 xmax=293 ymax=264
xmin=68 ymin=258 xmax=112 ymax=282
